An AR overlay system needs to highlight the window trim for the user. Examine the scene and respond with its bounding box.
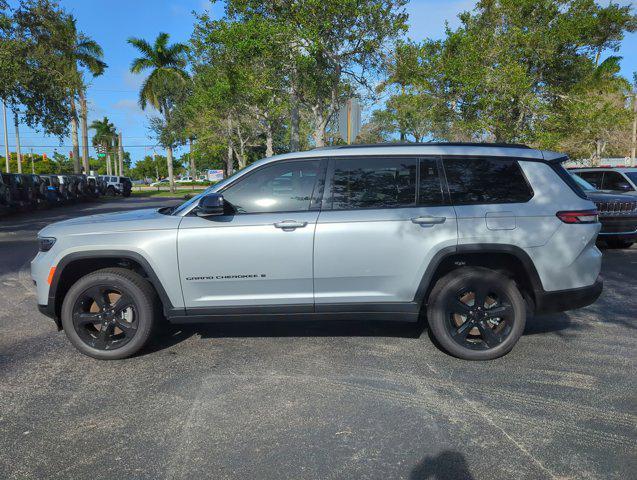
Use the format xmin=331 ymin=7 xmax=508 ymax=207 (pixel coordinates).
xmin=440 ymin=155 xmax=535 ymax=206
xmin=215 ymin=157 xmax=328 ymax=216
xmin=323 ymin=155 xmax=447 ymax=212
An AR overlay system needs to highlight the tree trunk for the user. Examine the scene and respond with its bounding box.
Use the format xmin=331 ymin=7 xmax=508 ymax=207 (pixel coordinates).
xmin=290 ymin=91 xmax=300 ymax=152
xmin=13 ymin=111 xmax=22 ymax=174
xmin=166 ymin=145 xmax=175 ymax=193
xmin=118 ymin=132 xmax=124 ymax=176
xmin=189 ymin=138 xmax=196 ymax=178
xmin=311 ymin=105 xmax=328 ymax=148
xmin=226 ymin=117 xmax=234 ymax=177
xmin=106 ymin=152 xmax=112 ymax=175
xmin=70 ymin=97 xmax=81 ymax=173
xmin=80 ymin=91 xmax=90 ymax=174
xmin=265 ymin=117 xmax=274 ymax=157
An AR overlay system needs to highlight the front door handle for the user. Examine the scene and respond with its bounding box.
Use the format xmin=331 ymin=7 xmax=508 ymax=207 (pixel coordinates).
xmin=274 ymin=220 xmax=308 ymax=230
xmin=411 ymin=216 xmax=446 ymax=226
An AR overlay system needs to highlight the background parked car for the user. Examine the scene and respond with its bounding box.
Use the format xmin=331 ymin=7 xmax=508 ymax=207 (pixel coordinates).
xmin=27 ymin=174 xmax=48 ymax=207
xmin=150 ymin=178 xmax=170 ymax=187
xmin=99 ymin=175 xmax=132 ymax=197
xmin=2 ymin=173 xmax=32 ymax=209
xmin=571 ymin=173 xmax=637 ymax=249
xmin=38 ymin=175 xmax=62 ymax=206
xmin=0 ymin=173 xmax=12 ymax=208
xmin=570 ymin=167 xmax=637 ymax=195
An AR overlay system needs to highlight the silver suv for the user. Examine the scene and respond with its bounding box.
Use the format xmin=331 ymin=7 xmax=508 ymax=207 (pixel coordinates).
xmin=32 ymin=143 xmax=603 ymax=360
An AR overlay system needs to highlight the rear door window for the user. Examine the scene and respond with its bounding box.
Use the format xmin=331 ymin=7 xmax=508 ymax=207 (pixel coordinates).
xmin=329 ymin=157 xmax=417 ymax=210
xmin=443 ymin=157 xmax=534 ymax=205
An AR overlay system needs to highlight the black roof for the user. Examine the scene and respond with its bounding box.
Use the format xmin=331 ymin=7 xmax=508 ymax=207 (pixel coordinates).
xmin=317 ymin=142 xmax=531 ymax=150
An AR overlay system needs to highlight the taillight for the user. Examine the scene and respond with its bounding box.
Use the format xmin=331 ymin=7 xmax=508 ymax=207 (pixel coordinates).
xmin=556 ymin=209 xmax=598 ymax=224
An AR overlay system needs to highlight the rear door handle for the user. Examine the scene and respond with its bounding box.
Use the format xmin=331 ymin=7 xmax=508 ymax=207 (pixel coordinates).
xmin=411 ymin=216 xmax=446 ymax=226
xmin=274 ymin=220 xmax=308 ymax=230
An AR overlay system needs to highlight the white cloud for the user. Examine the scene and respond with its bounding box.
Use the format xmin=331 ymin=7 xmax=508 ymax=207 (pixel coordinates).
xmin=112 ymin=99 xmax=145 ymax=117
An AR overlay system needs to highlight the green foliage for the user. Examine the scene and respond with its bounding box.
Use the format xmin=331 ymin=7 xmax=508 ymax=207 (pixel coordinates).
xmin=370 ymin=0 xmax=636 ymax=159
xmin=129 ymin=155 xmax=185 ymax=180
xmin=0 ymin=0 xmax=76 ymax=136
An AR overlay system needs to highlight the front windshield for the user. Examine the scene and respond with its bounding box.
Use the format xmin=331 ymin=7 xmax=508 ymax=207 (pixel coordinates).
xmin=625 ymin=172 xmax=637 ymax=185
xmin=570 ymin=172 xmax=596 ymax=192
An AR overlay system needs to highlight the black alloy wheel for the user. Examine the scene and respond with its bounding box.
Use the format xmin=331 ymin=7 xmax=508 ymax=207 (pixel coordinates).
xmin=72 ymin=285 xmax=138 ymax=351
xmin=427 ymin=267 xmax=526 ymax=360
xmin=61 ymin=268 xmax=157 ymax=360
xmin=444 ymin=283 xmax=514 ymax=350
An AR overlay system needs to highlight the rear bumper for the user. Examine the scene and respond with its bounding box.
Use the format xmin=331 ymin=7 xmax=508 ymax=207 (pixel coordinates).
xmin=534 ymin=276 xmax=603 ymax=315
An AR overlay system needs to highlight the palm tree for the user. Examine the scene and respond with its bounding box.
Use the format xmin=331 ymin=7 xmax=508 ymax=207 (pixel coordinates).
xmin=62 ymin=16 xmax=107 ymax=174
xmin=89 ymin=117 xmax=117 ymax=175
xmin=128 ymin=32 xmax=189 ymax=193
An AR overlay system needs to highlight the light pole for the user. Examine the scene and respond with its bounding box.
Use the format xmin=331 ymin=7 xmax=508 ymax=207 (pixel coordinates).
xmin=14 ymin=111 xmax=22 ymax=174
xmin=631 ymin=90 xmax=636 ymax=167
xmin=2 ymin=100 xmax=9 ymax=173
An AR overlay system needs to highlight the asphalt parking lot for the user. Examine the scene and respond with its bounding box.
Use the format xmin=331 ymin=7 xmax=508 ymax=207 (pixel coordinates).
xmin=0 ymin=197 xmax=635 ymax=480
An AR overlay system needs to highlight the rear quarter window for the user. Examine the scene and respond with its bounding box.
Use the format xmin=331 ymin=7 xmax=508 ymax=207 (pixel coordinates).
xmin=443 ymin=157 xmax=534 ymax=205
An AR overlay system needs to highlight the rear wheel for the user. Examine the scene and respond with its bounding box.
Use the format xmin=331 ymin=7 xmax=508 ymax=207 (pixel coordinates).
xmin=61 ymin=268 xmax=158 ymax=360
xmin=106 ymin=186 xmax=115 ymax=196
xmin=605 ymin=239 xmax=634 ymax=249
xmin=427 ymin=267 xmax=526 ymax=360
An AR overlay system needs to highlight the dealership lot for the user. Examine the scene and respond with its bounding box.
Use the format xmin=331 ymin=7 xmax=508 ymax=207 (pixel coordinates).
xmin=0 ymin=198 xmax=635 ymax=480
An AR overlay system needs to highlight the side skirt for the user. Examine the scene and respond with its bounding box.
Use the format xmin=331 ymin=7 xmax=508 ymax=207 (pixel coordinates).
xmin=166 ymin=303 xmax=421 ymax=324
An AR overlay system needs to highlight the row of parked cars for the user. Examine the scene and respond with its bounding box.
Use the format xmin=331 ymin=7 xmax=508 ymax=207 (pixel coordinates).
xmin=0 ymin=173 xmax=132 ymax=215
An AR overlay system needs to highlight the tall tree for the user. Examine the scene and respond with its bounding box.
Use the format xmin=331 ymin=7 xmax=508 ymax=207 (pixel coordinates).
xmin=0 ymin=0 xmax=75 ymax=138
xmin=128 ymin=32 xmax=189 ymax=193
xmin=227 ymin=0 xmax=408 ymax=147
xmin=89 ymin=117 xmax=117 ymax=175
xmin=60 ymin=16 xmax=106 ymax=173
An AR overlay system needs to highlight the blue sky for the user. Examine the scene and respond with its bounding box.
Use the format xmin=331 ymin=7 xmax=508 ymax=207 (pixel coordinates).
xmin=3 ymin=0 xmax=636 ymax=164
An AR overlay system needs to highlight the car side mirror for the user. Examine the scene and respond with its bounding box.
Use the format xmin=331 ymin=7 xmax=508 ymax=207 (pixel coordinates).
xmin=196 ymin=193 xmax=225 ymax=217
xmin=617 ymin=182 xmax=633 ymax=191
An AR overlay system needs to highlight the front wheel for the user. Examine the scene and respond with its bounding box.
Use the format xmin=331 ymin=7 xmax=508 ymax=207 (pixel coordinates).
xmin=427 ymin=267 xmax=526 ymax=360
xmin=61 ymin=268 xmax=158 ymax=360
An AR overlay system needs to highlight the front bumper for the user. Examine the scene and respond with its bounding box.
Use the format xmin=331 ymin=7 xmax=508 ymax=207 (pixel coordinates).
xmin=598 ymin=216 xmax=637 ymax=240
xmin=534 ymin=276 xmax=603 ymax=315
xmin=38 ymin=304 xmax=62 ymax=330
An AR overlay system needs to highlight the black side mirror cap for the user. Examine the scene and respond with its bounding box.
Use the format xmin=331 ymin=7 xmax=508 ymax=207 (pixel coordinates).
xmin=196 ymin=193 xmax=225 ymax=217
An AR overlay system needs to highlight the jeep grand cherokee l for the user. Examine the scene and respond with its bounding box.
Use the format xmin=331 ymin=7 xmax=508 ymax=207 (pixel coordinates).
xmin=32 ymin=143 xmax=603 ymax=361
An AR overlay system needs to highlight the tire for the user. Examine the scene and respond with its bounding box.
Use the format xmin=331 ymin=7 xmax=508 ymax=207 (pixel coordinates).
xmin=123 ymin=190 xmax=131 ymax=198
xmin=106 ymin=186 xmax=115 ymax=196
xmin=605 ymin=239 xmax=634 ymax=249
xmin=60 ymin=268 xmax=158 ymax=360
xmin=426 ymin=267 xmax=526 ymax=360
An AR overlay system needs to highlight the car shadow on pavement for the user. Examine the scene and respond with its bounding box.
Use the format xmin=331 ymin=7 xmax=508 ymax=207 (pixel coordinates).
xmin=410 ymin=450 xmax=475 ymax=480
xmin=141 ymin=311 xmax=577 ymax=357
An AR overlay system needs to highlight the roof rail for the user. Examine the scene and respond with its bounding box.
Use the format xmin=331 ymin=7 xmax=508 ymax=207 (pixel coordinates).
xmin=315 ymin=142 xmax=531 ymax=150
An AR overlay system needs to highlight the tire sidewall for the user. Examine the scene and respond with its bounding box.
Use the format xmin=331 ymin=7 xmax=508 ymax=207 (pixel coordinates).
xmin=61 ymin=271 xmax=155 ymax=360
xmin=427 ymin=268 xmax=526 ymax=360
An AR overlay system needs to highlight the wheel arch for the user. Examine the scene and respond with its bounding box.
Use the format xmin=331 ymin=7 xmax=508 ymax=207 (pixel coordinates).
xmin=415 ymin=244 xmax=544 ymax=312
xmin=49 ymin=250 xmax=175 ymax=321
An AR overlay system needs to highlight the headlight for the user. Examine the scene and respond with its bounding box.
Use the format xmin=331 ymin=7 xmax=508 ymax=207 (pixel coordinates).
xmin=38 ymin=237 xmax=56 ymax=252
